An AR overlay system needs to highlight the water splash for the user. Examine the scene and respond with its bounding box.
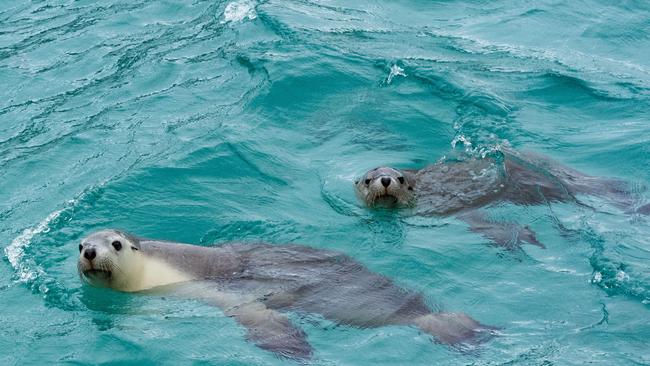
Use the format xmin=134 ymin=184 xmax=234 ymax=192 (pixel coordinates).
xmin=451 ymin=134 xmax=473 ymax=151
xmin=451 ymin=134 xmax=508 ymax=159
xmin=5 ymin=208 xmax=64 ymax=283
xmin=386 ymin=64 xmax=406 ymax=84
xmin=3 ymin=182 xmax=107 ymax=288
xmin=222 ymin=0 xmax=257 ymax=24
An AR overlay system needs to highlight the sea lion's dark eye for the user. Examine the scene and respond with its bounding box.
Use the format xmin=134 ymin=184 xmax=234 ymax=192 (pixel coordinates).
xmin=112 ymin=240 xmax=122 ymax=251
xmin=79 ymin=244 xmax=83 ymax=253
xmin=364 ymin=179 xmax=371 ymax=185
xmin=408 ymin=187 xmax=413 ymax=191
xmin=398 ymin=177 xmax=405 ymax=184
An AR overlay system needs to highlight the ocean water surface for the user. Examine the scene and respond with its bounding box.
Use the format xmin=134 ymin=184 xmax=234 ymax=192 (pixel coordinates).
xmin=1 ymin=0 xmax=650 ymax=364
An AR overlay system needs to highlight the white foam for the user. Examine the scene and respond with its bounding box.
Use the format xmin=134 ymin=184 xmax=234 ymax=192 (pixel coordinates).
xmin=592 ymin=271 xmax=603 ymax=283
xmin=222 ymin=0 xmax=257 ymax=24
xmin=451 ymin=134 xmax=472 ymax=150
xmin=615 ymin=270 xmax=629 ymax=282
xmin=386 ymin=64 xmax=406 ymax=84
xmin=5 ymin=209 xmax=63 ymax=283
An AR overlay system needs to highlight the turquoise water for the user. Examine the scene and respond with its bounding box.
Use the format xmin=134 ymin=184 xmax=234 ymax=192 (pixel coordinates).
xmin=2 ymin=0 xmax=650 ymax=364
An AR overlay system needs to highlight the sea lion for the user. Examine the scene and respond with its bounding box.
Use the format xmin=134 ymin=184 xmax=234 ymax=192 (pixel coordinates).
xmin=78 ymin=229 xmax=496 ymax=360
xmin=355 ymin=150 xmax=650 ymax=248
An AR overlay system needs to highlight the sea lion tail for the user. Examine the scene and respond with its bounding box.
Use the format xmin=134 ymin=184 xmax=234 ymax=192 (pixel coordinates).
xmin=413 ymin=312 xmax=498 ymax=346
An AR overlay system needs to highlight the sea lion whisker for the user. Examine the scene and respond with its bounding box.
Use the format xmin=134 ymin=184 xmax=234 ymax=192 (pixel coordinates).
xmin=97 ymin=260 xmax=109 ymax=272
xmin=110 ymin=262 xmax=125 ymax=275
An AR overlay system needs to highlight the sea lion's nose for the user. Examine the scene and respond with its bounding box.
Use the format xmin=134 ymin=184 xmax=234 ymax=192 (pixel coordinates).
xmin=381 ymin=177 xmax=391 ymax=187
xmin=84 ymin=248 xmax=96 ymax=261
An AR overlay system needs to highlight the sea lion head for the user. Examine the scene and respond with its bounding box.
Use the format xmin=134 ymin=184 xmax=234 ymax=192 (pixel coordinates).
xmin=78 ymin=229 xmax=143 ymax=291
xmin=355 ymin=167 xmax=415 ymax=207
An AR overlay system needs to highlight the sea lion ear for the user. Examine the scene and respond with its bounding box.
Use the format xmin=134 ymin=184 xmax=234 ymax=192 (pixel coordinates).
xmin=354 ymin=179 xmax=359 ymax=185
xmin=127 ymin=234 xmax=142 ymax=250
xmin=403 ymin=172 xmax=416 ymax=189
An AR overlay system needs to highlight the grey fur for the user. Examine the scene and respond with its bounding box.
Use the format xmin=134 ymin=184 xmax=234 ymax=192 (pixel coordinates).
xmin=79 ymin=230 xmax=495 ymax=360
xmin=356 ymin=150 xmax=648 ymax=248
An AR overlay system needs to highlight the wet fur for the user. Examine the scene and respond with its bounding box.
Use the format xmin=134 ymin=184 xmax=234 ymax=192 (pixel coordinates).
xmin=79 ymin=230 xmax=496 ymax=360
xmin=356 ymin=150 xmax=648 ymax=248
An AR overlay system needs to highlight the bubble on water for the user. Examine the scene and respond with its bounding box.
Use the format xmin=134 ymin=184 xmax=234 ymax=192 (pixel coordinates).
xmin=222 ymin=0 xmax=257 ymax=24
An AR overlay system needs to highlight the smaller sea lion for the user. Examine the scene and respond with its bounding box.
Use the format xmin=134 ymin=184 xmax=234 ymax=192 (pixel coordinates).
xmin=355 ymin=150 xmax=649 ymax=248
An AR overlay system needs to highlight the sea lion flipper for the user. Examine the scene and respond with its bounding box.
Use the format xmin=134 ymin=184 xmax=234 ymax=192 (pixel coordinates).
xmin=187 ymin=287 xmax=312 ymax=360
xmin=224 ymin=301 xmax=313 ymax=360
xmin=457 ymin=211 xmax=544 ymax=249
xmin=414 ymin=312 xmax=498 ymax=346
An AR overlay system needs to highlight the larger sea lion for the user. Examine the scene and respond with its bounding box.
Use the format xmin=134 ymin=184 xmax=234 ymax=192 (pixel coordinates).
xmin=78 ymin=229 xmax=495 ymax=360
